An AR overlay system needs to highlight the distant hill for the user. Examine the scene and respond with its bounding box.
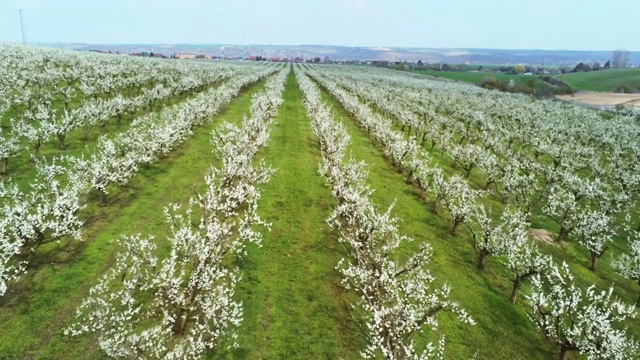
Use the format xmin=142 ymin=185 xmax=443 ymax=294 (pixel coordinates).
xmin=45 ymin=43 xmax=640 ymax=65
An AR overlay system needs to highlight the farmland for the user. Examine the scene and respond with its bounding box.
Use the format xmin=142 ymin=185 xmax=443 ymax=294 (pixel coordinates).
xmin=2 ymin=45 xmax=640 ymax=360
xmin=556 ymin=92 xmax=640 ymax=110
xmin=557 ymin=68 xmax=640 ymax=92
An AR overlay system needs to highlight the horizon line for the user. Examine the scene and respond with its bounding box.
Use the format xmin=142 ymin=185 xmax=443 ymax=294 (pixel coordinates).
xmin=20 ymin=42 xmax=640 ymax=53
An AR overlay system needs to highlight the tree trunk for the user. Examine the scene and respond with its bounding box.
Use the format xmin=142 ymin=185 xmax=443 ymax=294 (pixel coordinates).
xmin=559 ymin=346 xmax=571 ymax=360
xmin=510 ymin=278 xmax=523 ymax=303
xmin=177 ymin=309 xmax=190 ymax=335
xmin=477 ymin=252 xmax=487 ymax=271
xmin=1 ymin=158 xmax=7 ymax=174
xmin=431 ymin=201 xmax=440 ymax=215
xmin=590 ymin=252 xmax=598 ymax=272
xmin=33 ymin=142 xmax=41 ymax=157
xmin=451 ymin=220 xmax=460 ymax=236
xmin=406 ymin=170 xmax=415 ymax=184
xmin=556 ymin=225 xmax=567 ymax=243
xmin=464 ymin=166 xmax=473 ymax=178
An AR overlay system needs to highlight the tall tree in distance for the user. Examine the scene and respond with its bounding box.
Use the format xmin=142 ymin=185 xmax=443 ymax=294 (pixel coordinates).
xmin=612 ymin=49 xmax=630 ymax=68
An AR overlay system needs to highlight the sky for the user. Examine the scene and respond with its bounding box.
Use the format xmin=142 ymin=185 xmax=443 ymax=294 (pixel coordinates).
xmin=0 ymin=0 xmax=638 ymax=51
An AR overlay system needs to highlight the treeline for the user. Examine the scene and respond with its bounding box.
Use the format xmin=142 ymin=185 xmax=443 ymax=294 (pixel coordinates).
xmin=373 ymin=61 xmax=559 ymax=75
xmin=478 ymin=75 xmax=575 ymax=97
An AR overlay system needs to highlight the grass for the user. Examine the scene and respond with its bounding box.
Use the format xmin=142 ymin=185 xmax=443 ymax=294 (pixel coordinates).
xmin=0 ymin=77 xmax=268 ymax=359
xmin=214 ymin=68 xmax=363 ymax=359
xmin=556 ymin=68 xmax=640 ymax=92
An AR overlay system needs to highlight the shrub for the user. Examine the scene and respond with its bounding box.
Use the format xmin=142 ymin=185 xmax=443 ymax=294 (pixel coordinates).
xmin=555 ymin=85 xmax=575 ymax=95
xmin=617 ymin=84 xmax=632 ymax=94
xmin=479 ymin=76 xmax=499 ymax=89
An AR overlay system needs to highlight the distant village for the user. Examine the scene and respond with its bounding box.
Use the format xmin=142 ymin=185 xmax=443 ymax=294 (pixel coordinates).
xmin=86 ymin=49 xmax=362 ymax=64
xmin=84 ymin=48 xmax=639 ymax=72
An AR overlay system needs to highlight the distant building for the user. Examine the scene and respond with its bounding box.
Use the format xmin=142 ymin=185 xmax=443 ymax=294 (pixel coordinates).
xmin=177 ymin=53 xmax=196 ymax=59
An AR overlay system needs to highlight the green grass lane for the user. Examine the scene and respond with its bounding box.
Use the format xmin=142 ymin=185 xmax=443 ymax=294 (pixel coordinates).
xmin=216 ymin=69 xmax=363 ymax=359
xmin=314 ymin=85 xmax=555 ymax=359
xmin=0 ymin=79 xmax=268 ymax=360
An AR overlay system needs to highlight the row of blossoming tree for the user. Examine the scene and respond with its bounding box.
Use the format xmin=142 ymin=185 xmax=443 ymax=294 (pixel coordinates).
xmin=307 ymin=65 xmax=640 ymax=274
xmin=0 ymin=53 xmax=280 ymax=297
xmin=62 ymin=66 xmax=288 ymax=358
xmin=295 ymin=65 xmax=476 ymax=359
xmin=302 ymin=64 xmax=639 ymax=359
xmin=0 ymin=44 xmax=273 ymax=173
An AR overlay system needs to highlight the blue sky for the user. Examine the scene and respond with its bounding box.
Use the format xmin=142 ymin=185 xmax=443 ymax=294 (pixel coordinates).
xmin=1 ymin=0 xmax=637 ymax=50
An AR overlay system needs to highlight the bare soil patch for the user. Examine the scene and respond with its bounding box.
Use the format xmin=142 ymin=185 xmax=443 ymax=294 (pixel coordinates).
xmin=529 ymin=229 xmax=554 ymax=244
xmin=557 ymin=92 xmax=640 ymax=108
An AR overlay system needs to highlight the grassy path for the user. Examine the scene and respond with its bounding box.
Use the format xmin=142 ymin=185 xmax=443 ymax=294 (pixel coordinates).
xmin=314 ymin=83 xmax=553 ymax=359
xmin=0 ymin=79 xmax=267 ymax=360
xmin=217 ymin=69 xmax=362 ymax=359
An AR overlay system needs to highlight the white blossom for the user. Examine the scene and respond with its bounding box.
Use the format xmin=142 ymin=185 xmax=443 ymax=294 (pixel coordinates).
xmin=526 ymin=262 xmax=638 ymax=359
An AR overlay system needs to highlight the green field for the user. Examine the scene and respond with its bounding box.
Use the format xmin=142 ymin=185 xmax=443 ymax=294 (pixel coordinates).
xmin=412 ymin=67 xmax=640 ymax=94
xmin=412 ymin=70 xmax=555 ymax=92
xmin=557 ymin=68 xmax=640 ymax=92
xmin=2 ymin=63 xmax=640 ymax=360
